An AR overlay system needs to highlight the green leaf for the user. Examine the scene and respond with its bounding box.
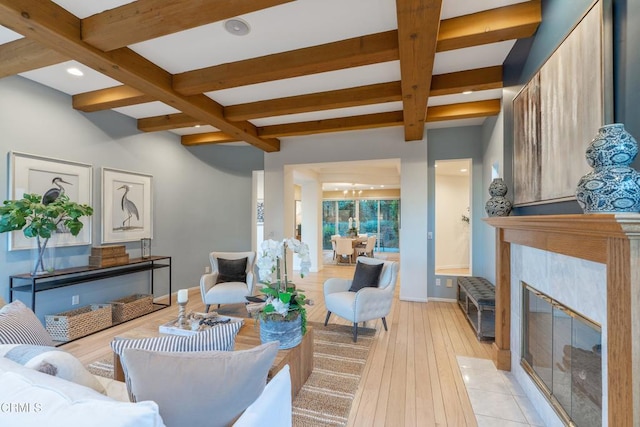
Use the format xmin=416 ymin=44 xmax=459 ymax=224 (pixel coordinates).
xmin=279 ymin=292 xmax=292 ymax=304
xmin=263 ymin=304 xmax=275 ymax=313
xmin=262 ymin=287 xmax=278 ymax=297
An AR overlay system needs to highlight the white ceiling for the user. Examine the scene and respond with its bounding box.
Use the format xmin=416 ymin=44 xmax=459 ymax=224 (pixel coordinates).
xmin=0 ymin=0 xmax=534 ymax=188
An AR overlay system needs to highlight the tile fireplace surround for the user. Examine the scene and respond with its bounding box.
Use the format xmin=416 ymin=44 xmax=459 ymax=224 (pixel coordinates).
xmin=485 ymin=214 xmax=640 ymax=427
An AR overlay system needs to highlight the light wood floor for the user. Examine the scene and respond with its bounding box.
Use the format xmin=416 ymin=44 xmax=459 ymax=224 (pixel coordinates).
xmin=63 ymin=260 xmax=492 ymax=427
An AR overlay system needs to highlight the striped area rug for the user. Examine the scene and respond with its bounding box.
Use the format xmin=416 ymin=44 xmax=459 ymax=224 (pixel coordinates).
xmin=293 ymin=322 xmax=375 ymax=427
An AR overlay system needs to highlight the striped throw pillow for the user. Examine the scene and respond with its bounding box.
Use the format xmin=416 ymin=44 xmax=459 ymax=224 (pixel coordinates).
xmin=111 ymin=320 xmax=243 ymax=400
xmin=0 ymin=301 xmax=54 ymax=347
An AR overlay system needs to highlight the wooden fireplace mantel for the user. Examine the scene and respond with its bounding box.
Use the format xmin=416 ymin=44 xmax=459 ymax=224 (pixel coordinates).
xmin=484 ymin=213 xmax=640 ymax=427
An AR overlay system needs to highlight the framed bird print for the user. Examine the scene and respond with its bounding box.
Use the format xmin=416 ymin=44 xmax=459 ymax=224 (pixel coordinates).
xmin=7 ymin=151 xmax=93 ymax=251
xmin=101 ymin=167 xmax=153 ymax=244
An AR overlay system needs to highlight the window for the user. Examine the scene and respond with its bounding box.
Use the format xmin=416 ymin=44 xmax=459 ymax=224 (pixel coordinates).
xmin=322 ymin=198 xmax=400 ymax=252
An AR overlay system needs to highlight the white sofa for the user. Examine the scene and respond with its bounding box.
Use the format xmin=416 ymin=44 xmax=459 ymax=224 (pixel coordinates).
xmin=0 ymin=356 xmax=292 ymax=427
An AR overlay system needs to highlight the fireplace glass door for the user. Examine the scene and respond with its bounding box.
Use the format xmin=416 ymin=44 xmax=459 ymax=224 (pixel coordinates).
xmin=522 ymin=283 xmax=602 ymax=426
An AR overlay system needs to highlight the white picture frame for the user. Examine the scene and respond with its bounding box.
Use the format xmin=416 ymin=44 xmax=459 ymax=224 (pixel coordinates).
xmin=8 ymin=151 xmax=93 ymax=251
xmin=101 ymin=167 xmax=153 ymax=243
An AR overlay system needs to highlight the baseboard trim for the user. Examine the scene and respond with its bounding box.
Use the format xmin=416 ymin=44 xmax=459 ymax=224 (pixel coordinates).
xmin=399 ymin=296 xmax=428 ymax=303
xmin=428 ymin=297 xmax=457 ymax=303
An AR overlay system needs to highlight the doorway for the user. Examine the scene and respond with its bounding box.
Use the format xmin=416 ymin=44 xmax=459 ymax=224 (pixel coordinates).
xmin=435 ymin=159 xmax=471 ymax=276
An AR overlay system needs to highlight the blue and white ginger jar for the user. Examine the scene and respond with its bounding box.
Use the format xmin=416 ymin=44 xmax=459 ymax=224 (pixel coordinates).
xmin=576 ymin=124 xmax=640 ymax=213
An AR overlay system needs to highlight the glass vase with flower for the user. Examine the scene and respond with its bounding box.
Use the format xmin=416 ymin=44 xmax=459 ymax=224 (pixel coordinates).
xmin=254 ymin=238 xmax=312 ymax=349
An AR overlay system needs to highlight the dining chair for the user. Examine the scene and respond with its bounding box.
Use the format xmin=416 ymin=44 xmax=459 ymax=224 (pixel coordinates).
xmin=335 ymin=238 xmax=354 ymax=264
xmin=357 ymin=235 xmax=376 ymax=257
xmin=330 ymin=234 xmax=340 ymax=260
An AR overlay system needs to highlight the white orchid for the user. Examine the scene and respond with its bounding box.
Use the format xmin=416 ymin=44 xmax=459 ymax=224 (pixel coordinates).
xmin=256 ymin=237 xmax=312 ymax=325
xmin=270 ymin=297 xmax=290 ymax=316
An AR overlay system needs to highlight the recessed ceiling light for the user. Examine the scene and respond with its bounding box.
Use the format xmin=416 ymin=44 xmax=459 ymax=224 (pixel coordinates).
xmin=380 ymin=185 xmax=385 ymax=188
xmin=224 ymin=18 xmax=250 ymax=36
xmin=66 ymin=67 xmax=83 ymax=77
xmin=370 ymin=187 xmax=374 ymax=190
xmin=194 ymin=125 xmax=201 ymax=128
xmin=462 ymin=90 xmax=473 ymax=95
xmin=460 ymin=168 xmax=468 ymax=172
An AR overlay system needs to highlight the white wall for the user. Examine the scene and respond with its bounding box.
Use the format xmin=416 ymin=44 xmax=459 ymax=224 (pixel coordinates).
xmin=435 ymin=174 xmax=470 ymax=270
xmin=264 ymin=127 xmax=429 ymax=302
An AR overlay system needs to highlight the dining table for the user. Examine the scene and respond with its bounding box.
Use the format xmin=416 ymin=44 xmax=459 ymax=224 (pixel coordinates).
xmin=331 ymin=235 xmax=368 ymax=263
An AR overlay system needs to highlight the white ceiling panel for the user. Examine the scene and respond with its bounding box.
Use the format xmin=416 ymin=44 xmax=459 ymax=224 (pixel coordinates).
xmin=0 ymin=26 xmax=22 ymax=43
xmin=129 ymin=0 xmax=398 ymax=74
xmin=433 ymin=40 xmax=516 ymax=75
xmin=208 ymin=61 xmax=401 ymax=105
xmin=169 ymin=125 xmax=221 ymax=136
xmin=428 ymin=89 xmax=503 ymax=107
xmin=250 ymin=101 xmax=403 ymax=127
xmin=112 ymin=102 xmax=181 ymax=119
xmin=52 ymin=0 xmax=136 ymax=19
xmin=18 ymin=60 xmax=121 ymax=95
xmin=441 ymin=0 xmax=529 ymax=19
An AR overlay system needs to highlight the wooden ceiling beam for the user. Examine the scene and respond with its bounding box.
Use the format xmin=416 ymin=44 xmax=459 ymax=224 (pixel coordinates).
xmin=0 ymin=38 xmax=68 ymax=78
xmin=437 ymin=0 xmax=541 ymax=52
xmin=395 ymin=0 xmax=442 ymax=141
xmin=224 ymin=81 xmax=402 ymax=121
xmin=82 ymin=0 xmax=295 ymax=52
xmin=0 ymin=0 xmax=279 ymax=152
xmin=430 ymin=65 xmax=502 ymax=97
xmin=73 ymin=85 xmax=155 ymax=112
xmin=181 ymin=132 xmax=238 ymax=146
xmin=426 ymin=99 xmax=501 ymax=122
xmin=139 ymin=113 xmax=204 ymax=132
xmin=126 ymin=66 xmax=504 ymax=129
xmin=258 ymin=111 xmax=405 ymax=138
xmin=173 ymin=31 xmax=400 ymax=95
xmin=172 ymin=4 xmax=535 ymax=96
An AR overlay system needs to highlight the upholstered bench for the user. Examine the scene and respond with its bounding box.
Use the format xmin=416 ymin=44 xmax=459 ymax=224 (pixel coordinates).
xmin=456 ymin=276 xmax=495 ymax=340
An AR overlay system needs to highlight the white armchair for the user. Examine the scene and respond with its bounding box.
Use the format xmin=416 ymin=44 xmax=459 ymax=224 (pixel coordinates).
xmin=323 ymin=256 xmax=399 ymax=341
xmin=200 ymin=251 xmax=256 ymax=313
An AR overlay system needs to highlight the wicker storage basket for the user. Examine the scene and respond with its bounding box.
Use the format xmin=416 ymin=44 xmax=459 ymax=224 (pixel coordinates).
xmin=45 ymin=304 xmax=112 ymax=342
xmin=110 ymin=294 xmax=153 ymax=323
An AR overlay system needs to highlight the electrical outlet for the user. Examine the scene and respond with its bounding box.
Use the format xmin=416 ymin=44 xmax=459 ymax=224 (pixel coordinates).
xmin=72 ymin=295 xmax=79 ymax=305
xmin=446 ymin=279 xmax=453 ymax=288
xmin=205 ymin=266 xmax=211 ymax=274
xmin=436 ymin=278 xmax=441 ymax=287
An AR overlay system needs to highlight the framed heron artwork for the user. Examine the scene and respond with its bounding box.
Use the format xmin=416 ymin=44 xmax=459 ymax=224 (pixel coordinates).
xmin=101 ymin=167 xmax=153 ymax=244
xmin=7 ymin=151 xmax=93 ymax=250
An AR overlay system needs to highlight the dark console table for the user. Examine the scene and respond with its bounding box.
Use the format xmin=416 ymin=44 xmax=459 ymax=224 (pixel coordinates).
xmin=9 ymin=255 xmax=172 ymax=317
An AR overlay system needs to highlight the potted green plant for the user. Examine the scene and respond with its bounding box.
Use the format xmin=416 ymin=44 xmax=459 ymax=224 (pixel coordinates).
xmin=0 ymin=193 xmax=93 ymax=275
xmin=253 ymin=238 xmax=313 ymax=349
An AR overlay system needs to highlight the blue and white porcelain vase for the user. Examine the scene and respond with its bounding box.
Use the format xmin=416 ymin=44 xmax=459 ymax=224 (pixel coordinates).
xmin=576 ymin=123 xmax=640 ymax=213
xmin=485 ymin=178 xmax=512 ymax=217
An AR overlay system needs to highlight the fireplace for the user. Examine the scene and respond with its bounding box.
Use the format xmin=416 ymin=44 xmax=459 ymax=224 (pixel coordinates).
xmin=522 ymin=283 xmax=602 ymax=426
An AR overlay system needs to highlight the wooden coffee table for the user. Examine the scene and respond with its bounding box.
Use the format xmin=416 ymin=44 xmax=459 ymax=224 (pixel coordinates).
xmin=113 ymin=319 xmax=314 ymax=397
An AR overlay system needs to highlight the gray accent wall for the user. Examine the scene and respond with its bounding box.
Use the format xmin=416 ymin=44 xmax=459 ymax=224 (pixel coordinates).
xmin=427 ymin=126 xmax=485 ymax=299
xmin=0 ymin=76 xmax=262 ymax=321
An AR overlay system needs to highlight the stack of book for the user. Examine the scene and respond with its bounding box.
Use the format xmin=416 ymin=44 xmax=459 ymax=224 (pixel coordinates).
xmin=89 ymin=245 xmax=129 ymax=267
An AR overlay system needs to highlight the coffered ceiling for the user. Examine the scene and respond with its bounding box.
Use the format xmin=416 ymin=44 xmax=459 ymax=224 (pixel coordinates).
xmin=0 ymin=0 xmax=541 ymax=152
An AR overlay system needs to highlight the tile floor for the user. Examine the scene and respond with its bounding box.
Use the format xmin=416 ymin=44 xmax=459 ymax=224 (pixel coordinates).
xmin=457 ymin=356 xmax=545 ymax=427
